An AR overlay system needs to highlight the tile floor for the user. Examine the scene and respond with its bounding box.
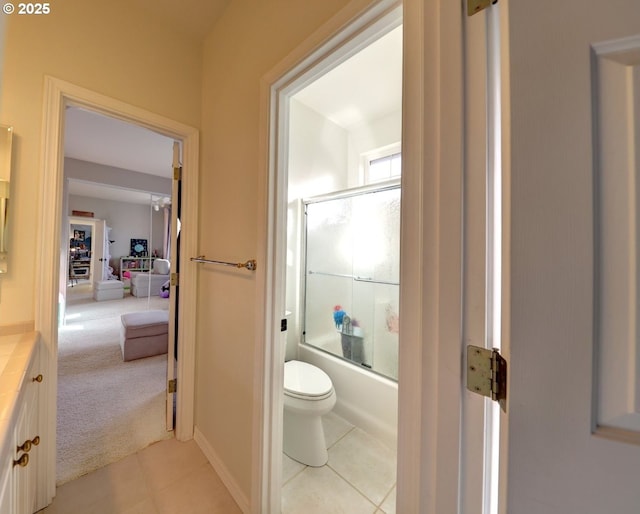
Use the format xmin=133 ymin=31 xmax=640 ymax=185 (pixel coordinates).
xmin=37 ymin=438 xmax=241 ymax=514
xmin=282 ymin=412 xmax=397 ymax=514
xmin=38 ymin=413 xmax=396 ymax=514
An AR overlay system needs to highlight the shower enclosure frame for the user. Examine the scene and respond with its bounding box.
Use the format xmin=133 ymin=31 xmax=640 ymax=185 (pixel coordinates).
xmin=300 ymin=179 xmax=401 ymax=380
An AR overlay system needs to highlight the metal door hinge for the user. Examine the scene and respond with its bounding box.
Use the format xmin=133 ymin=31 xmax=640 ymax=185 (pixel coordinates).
xmin=168 ymin=379 xmax=177 ymax=393
xmin=170 ymin=273 xmax=179 ymax=286
xmin=467 ymin=0 xmax=498 ymax=16
xmin=173 ymin=166 xmax=182 ymax=181
xmin=467 ymin=345 xmax=507 ymax=412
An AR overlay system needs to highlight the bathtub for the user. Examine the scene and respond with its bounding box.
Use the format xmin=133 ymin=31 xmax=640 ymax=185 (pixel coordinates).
xmin=298 ymin=343 xmax=398 ymax=450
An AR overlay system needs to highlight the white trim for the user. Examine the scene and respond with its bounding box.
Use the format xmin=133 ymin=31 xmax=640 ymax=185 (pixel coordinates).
xmin=254 ymin=0 xmax=469 ymax=511
xmin=254 ymin=1 xmax=403 ymax=512
xmin=36 ymin=76 xmax=199 ymax=509
xmin=458 ymin=8 xmax=492 ymax=514
xmin=395 ymin=0 xmax=426 ymax=509
xmin=194 ymin=427 xmax=251 ymax=513
xmin=397 ymin=0 xmax=466 ymax=511
xmin=362 ymin=143 xmax=402 ymax=184
xmin=592 ymin=33 xmax=640 ymax=441
xmin=497 ymin=1 xmax=512 ymax=512
xmin=592 ymin=34 xmax=640 ymax=56
xmin=362 ymin=142 xmax=401 ymax=162
xmin=484 ymin=5 xmax=503 ymax=514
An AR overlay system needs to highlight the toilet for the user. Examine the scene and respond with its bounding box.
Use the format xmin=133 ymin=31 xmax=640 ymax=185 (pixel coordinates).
xmin=283 ymin=360 xmax=336 ymax=466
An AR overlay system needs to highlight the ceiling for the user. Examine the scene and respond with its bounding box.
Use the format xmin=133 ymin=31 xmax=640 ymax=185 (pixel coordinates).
xmin=65 ymin=23 xmax=402 ymax=204
xmin=65 ymin=107 xmax=175 ymax=177
xmin=65 ymin=107 xmax=175 ymax=205
xmin=130 ymin=0 xmax=232 ymax=41
xmin=294 ymin=25 xmax=402 ymax=130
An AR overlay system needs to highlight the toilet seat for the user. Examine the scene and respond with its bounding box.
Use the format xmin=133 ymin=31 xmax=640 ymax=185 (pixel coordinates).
xmin=284 ymin=360 xmax=333 ymax=400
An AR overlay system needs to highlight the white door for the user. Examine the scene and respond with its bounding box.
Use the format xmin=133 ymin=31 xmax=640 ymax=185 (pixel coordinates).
xmin=91 ymin=219 xmax=107 ymax=282
xmin=497 ymin=0 xmax=640 ymax=511
xmin=165 ymin=141 xmax=181 ymax=431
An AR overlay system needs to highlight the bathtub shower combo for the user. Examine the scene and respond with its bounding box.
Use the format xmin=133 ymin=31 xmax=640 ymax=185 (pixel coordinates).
xmin=303 ymin=183 xmax=400 ymax=382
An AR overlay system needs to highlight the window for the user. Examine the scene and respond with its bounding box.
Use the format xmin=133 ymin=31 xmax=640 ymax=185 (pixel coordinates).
xmin=363 ymin=145 xmax=402 ymax=184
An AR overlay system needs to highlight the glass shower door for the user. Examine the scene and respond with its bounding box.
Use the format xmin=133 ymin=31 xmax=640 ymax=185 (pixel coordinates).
xmin=303 ymin=185 xmax=400 ymax=380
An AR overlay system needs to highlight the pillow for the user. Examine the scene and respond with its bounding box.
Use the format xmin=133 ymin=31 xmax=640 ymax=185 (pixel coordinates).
xmin=153 ymin=259 xmax=170 ymax=275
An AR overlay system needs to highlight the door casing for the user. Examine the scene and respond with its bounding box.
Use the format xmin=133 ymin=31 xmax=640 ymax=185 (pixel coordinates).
xmin=35 ymin=76 xmax=199 ymax=509
xmin=254 ymin=0 xmax=474 ymax=512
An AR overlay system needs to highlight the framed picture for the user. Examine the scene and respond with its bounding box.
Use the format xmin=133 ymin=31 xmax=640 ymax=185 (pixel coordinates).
xmin=130 ymin=238 xmax=148 ymax=257
xmin=73 ymin=230 xmax=85 ymax=241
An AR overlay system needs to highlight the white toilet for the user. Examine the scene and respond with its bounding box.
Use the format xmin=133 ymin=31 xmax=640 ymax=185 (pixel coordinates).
xmin=283 ymin=360 xmax=336 ymax=466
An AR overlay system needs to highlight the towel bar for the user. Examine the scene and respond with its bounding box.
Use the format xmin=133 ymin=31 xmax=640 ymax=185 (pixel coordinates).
xmin=190 ymin=255 xmax=257 ymax=271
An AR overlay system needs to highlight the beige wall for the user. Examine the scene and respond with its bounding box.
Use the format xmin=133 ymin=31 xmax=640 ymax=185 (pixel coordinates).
xmin=1 ymin=0 xmax=380 ymax=505
xmin=0 ymin=0 xmax=202 ymax=323
xmin=197 ymin=0 xmax=372 ymax=501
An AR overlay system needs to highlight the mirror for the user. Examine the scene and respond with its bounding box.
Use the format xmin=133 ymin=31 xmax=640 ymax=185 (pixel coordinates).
xmin=0 ymin=125 xmax=12 ymax=274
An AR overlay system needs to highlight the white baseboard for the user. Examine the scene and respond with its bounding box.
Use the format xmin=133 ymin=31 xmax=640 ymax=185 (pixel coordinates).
xmin=194 ymin=427 xmax=251 ymax=513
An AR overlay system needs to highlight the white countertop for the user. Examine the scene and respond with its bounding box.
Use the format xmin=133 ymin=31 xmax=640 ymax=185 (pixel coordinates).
xmin=0 ymin=332 xmax=39 ymax=462
xmin=0 ymin=334 xmax=20 ymax=378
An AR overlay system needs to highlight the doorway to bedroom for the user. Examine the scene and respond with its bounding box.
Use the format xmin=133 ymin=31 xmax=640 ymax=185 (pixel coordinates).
xmin=56 ymin=107 xmax=179 ymax=485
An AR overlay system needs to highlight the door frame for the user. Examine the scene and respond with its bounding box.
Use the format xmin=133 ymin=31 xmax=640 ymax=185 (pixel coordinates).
xmin=395 ymin=0 xmax=468 ymax=511
xmin=254 ymin=0 xmax=469 ymax=512
xmin=67 ymin=216 xmax=97 ymax=286
xmin=35 ymin=76 xmax=199 ymax=508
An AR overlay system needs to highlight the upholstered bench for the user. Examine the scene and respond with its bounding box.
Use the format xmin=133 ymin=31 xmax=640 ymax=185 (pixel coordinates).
xmin=93 ymin=280 xmax=124 ymax=301
xmin=120 ymin=310 xmax=169 ymax=361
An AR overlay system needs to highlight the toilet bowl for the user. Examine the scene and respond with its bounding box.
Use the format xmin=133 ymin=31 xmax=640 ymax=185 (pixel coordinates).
xmin=283 ymin=360 xmax=336 ymax=466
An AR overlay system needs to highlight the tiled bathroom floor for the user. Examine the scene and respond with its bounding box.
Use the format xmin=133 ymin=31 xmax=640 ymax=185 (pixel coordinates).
xmin=37 ymin=438 xmax=241 ymax=514
xmin=38 ymin=413 xmax=396 ymax=514
xmin=282 ymin=412 xmax=397 ymax=514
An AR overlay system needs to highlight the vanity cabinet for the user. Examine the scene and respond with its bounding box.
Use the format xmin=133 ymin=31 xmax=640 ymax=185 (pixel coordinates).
xmin=0 ymin=457 xmax=11 ymax=514
xmin=0 ymin=334 xmax=43 ymax=514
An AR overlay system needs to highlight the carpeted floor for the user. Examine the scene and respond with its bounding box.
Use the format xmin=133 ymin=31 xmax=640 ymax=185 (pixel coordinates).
xmin=57 ymin=283 xmax=172 ymax=484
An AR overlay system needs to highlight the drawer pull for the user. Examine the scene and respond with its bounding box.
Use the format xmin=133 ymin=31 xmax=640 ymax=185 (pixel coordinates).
xmin=32 ymin=374 xmax=43 ymax=383
xmin=13 ymin=454 xmax=29 ymax=468
xmin=17 ymin=436 xmax=40 ymax=453
xmin=17 ymin=440 xmax=31 ymax=453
